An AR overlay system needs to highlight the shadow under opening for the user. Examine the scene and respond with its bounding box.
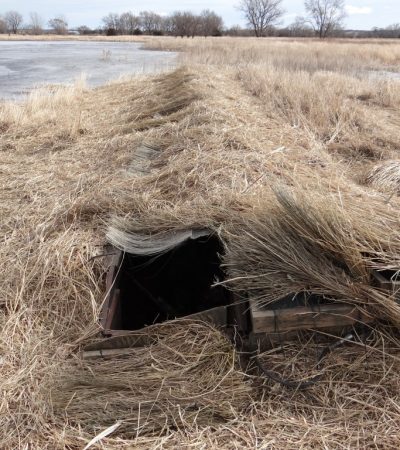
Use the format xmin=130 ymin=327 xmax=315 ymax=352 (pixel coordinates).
xmin=103 ymin=234 xmax=232 ymax=332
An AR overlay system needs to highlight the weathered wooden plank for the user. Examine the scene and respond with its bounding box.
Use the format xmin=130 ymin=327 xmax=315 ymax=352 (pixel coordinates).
xmin=100 ymin=250 xmax=123 ymax=330
xmin=87 ymin=305 xmax=229 ymax=351
xmin=250 ymin=303 xmax=374 ymax=334
xmin=104 ymin=289 xmax=121 ymax=331
xmin=227 ymin=294 xmax=250 ymax=333
xmin=83 ymin=333 xmax=153 ymax=352
xmin=183 ymin=305 xmax=228 ymax=328
xmin=128 ymin=145 xmax=160 ymax=176
xmin=82 ymin=347 xmax=139 ymax=359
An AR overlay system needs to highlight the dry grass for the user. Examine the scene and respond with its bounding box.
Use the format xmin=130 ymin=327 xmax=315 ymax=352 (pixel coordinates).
xmin=147 ymin=36 xmax=400 ymax=70
xmin=52 ymin=322 xmax=252 ymax=440
xmin=1 ymin=37 xmax=400 ymax=448
xmin=223 ymin=188 xmax=400 ymax=323
xmin=366 ymin=159 xmax=400 ymax=194
xmin=147 ymin=37 xmax=400 ymax=164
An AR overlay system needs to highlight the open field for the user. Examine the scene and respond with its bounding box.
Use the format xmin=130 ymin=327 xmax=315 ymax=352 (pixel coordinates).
xmin=1 ymin=37 xmax=400 ymax=449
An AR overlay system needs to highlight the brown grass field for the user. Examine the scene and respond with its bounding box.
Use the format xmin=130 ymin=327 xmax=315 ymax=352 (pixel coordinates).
xmin=1 ymin=36 xmax=400 ymax=449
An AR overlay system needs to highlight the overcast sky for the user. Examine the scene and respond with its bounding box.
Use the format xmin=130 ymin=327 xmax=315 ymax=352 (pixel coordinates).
xmin=1 ymin=1 xmax=398 ymax=30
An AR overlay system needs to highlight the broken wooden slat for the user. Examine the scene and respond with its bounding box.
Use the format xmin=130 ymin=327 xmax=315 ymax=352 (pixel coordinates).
xmin=250 ymin=303 xmax=374 ymax=334
xmin=104 ymin=289 xmax=121 ymax=331
xmin=105 ymin=251 xmax=123 ymax=291
xmin=100 ymin=250 xmax=123 ymax=330
xmin=82 ymin=347 xmax=138 ymax=359
xmin=183 ymin=305 xmax=229 ymax=328
xmin=87 ymin=305 xmax=230 ymax=351
xmin=227 ymin=295 xmax=250 ymax=333
xmin=84 ymin=332 xmax=153 ymax=352
xmin=102 ymin=304 xmax=229 ymax=339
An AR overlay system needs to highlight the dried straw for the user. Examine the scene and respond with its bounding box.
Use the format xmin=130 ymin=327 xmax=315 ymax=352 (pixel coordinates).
xmin=1 ymin=37 xmax=400 ymax=449
xmin=366 ymin=159 xmax=400 ymax=195
xmin=51 ymin=321 xmax=252 ymax=439
xmin=223 ymin=187 xmax=400 ymax=323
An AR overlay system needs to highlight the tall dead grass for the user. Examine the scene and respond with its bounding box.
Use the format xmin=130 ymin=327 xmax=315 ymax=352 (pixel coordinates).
xmin=143 ymin=37 xmax=400 ymax=171
xmin=146 ymin=36 xmax=400 ymax=71
xmin=1 ymin=37 xmax=400 ymax=449
xmin=223 ymin=188 xmax=400 ymax=323
xmin=366 ymin=160 xmax=400 ymax=194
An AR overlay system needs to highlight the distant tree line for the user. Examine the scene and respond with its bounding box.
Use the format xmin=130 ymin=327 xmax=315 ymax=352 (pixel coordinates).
xmin=237 ymin=0 xmax=347 ymax=38
xmin=0 ymin=10 xmax=68 ymax=35
xmin=0 ymin=11 xmax=24 ymax=34
xmin=0 ymin=2 xmax=399 ymax=39
xmin=371 ymin=24 xmax=400 ymax=39
xmin=236 ymin=0 xmax=400 ymax=39
xmin=101 ymin=10 xmax=224 ymax=37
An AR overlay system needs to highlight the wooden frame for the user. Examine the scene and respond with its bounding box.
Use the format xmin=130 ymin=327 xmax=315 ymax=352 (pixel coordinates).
xmin=94 ymin=247 xmax=375 ymax=354
xmin=250 ymin=302 xmax=374 ymax=334
xmin=99 ymin=248 xmax=249 ymax=338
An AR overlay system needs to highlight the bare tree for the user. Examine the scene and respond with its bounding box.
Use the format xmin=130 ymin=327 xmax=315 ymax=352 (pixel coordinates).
xmin=77 ymin=25 xmax=93 ymax=35
xmin=238 ymin=0 xmax=284 ymax=37
xmin=386 ymin=23 xmax=400 ymax=38
xmin=29 ymin=12 xmax=44 ymax=35
xmin=170 ymin=11 xmax=200 ymax=38
xmin=119 ymin=12 xmax=141 ymax=35
xmin=139 ymin=11 xmax=163 ymax=35
xmin=162 ymin=16 xmax=174 ymax=35
xmin=170 ymin=12 xmax=189 ymax=37
xmin=0 ymin=16 xmax=7 ymax=34
xmin=200 ymin=10 xmax=224 ymax=36
xmin=289 ymin=16 xmax=314 ymax=37
xmin=225 ymin=25 xmax=251 ymax=36
xmin=102 ymin=13 xmax=121 ymax=35
xmin=304 ymin=0 xmax=346 ymax=38
xmin=185 ymin=13 xmax=201 ymax=37
xmin=48 ymin=15 xmax=68 ymax=35
xmin=4 ymin=11 xmax=23 ymax=34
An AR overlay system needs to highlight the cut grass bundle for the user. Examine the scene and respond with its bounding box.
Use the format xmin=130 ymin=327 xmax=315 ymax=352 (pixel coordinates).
xmin=123 ymin=68 xmax=202 ymax=132
xmin=1 ymin=37 xmax=400 ymax=449
xmin=51 ymin=321 xmax=252 ymax=439
xmin=366 ymin=159 xmax=400 ymax=194
xmin=223 ymin=188 xmax=400 ymax=324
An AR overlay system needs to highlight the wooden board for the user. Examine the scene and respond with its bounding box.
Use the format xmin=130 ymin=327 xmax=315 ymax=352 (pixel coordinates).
xmin=250 ymin=302 xmax=374 ymax=334
xmin=100 ymin=250 xmax=123 ymax=331
xmin=84 ymin=333 xmax=154 ymax=352
xmin=88 ymin=304 xmax=231 ymax=351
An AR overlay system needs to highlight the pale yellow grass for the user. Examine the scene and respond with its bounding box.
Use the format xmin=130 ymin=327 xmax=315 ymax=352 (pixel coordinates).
xmin=1 ymin=37 xmax=400 ymax=449
xmin=146 ymin=37 xmax=400 ymax=172
xmin=147 ymin=36 xmax=400 ymax=70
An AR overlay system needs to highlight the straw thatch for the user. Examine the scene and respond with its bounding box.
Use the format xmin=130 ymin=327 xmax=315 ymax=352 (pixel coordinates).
xmin=222 ymin=187 xmax=400 ymax=324
xmin=366 ymin=159 xmax=400 ymax=194
xmin=51 ymin=321 xmax=252 ymax=439
xmin=2 ymin=36 xmax=400 ymax=449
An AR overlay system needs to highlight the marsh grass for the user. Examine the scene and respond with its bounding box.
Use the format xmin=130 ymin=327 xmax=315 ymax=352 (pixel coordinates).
xmin=1 ymin=37 xmax=400 ymax=449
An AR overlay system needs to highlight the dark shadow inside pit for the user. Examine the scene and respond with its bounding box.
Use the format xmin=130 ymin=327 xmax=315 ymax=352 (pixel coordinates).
xmin=114 ymin=235 xmax=231 ymax=330
xmin=375 ymin=269 xmax=400 ymax=281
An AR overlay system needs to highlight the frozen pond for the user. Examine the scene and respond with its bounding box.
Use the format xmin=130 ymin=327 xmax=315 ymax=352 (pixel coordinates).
xmin=0 ymin=41 xmax=177 ymax=99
